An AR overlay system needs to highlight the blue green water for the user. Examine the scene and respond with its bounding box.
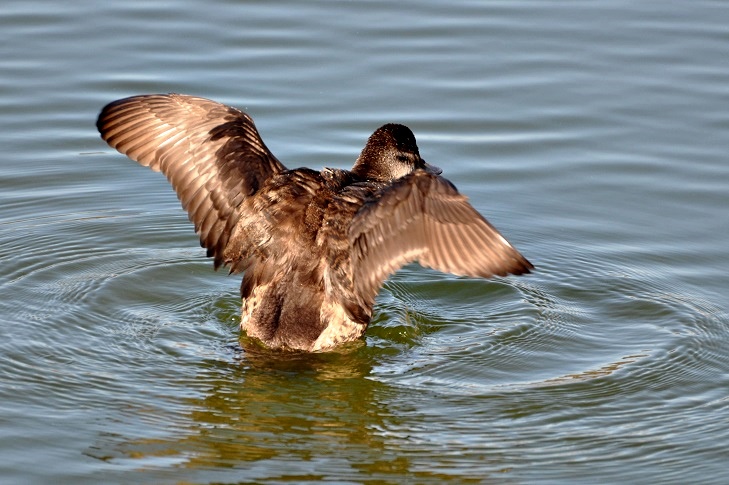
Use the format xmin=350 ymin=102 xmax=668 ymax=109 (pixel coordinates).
xmin=1 ymin=1 xmax=728 ymax=483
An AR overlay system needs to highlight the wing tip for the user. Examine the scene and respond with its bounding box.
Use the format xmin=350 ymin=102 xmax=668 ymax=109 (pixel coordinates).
xmin=512 ymin=262 xmax=534 ymax=277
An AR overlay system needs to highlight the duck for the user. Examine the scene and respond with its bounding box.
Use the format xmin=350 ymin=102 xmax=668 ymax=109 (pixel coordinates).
xmin=97 ymin=94 xmax=533 ymax=352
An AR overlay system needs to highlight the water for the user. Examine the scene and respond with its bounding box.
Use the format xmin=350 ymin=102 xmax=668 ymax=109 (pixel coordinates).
xmin=1 ymin=0 xmax=729 ymax=483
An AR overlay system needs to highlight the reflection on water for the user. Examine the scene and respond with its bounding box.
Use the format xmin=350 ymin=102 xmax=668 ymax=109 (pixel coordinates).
xmin=86 ymin=352 xmax=392 ymax=479
xmin=536 ymin=352 xmax=649 ymax=386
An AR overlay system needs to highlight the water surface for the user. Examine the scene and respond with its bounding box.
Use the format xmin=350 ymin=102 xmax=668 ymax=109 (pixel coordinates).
xmin=1 ymin=1 xmax=729 ymax=483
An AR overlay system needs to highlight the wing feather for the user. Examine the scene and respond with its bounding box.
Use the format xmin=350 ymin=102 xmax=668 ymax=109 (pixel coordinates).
xmin=97 ymin=93 xmax=287 ymax=269
xmin=350 ymin=170 xmax=533 ymax=307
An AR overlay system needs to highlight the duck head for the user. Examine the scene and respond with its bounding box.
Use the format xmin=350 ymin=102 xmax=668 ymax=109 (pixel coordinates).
xmin=351 ymin=123 xmax=442 ymax=181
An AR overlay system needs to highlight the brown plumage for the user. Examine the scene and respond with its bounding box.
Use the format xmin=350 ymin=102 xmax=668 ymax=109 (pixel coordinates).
xmin=97 ymin=94 xmax=533 ymax=351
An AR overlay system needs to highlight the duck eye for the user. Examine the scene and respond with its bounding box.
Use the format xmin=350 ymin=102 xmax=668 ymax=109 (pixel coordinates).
xmin=397 ymin=155 xmax=411 ymax=164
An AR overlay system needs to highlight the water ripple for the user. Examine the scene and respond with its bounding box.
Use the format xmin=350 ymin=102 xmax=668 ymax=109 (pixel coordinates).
xmin=3 ymin=0 xmax=729 ymax=481
xmin=367 ymin=240 xmax=729 ymax=414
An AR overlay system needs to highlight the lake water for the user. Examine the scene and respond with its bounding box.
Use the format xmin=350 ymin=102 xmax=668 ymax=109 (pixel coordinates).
xmin=1 ymin=0 xmax=728 ymax=483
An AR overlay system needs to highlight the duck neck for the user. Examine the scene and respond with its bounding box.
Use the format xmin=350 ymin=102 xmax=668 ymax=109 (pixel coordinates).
xmin=351 ymin=154 xmax=388 ymax=182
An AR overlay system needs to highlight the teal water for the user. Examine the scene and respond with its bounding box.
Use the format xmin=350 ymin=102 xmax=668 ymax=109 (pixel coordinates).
xmin=1 ymin=1 xmax=729 ymax=483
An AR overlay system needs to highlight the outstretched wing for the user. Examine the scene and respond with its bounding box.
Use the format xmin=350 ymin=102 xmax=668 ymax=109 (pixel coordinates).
xmin=96 ymin=94 xmax=286 ymax=269
xmin=349 ymin=170 xmax=533 ymax=307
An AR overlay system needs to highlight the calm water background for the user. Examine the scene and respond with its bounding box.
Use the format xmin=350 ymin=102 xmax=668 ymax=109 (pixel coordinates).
xmin=1 ymin=0 xmax=728 ymax=483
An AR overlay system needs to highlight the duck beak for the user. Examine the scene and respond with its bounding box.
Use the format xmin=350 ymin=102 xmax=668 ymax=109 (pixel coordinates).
xmin=423 ymin=161 xmax=442 ymax=175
